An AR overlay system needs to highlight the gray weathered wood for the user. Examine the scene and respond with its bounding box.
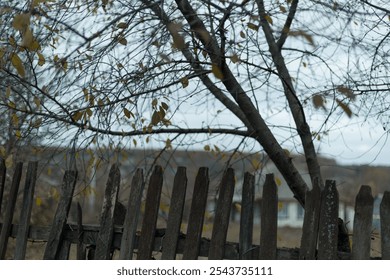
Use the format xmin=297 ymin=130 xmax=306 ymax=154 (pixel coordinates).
xmin=0 ymin=158 xmax=6 ymax=218
xmin=380 ymin=191 xmax=390 ymax=260
xmin=317 ymin=180 xmax=339 ymax=260
xmin=76 ymin=202 xmax=86 ymax=260
xmin=182 ymin=167 xmax=209 ymax=260
xmin=14 ymin=161 xmax=38 ymax=260
xmin=57 ymin=239 xmax=72 ymax=260
xmin=208 ymin=168 xmax=235 ymax=260
xmin=119 ymin=168 xmax=145 ymax=260
xmin=161 ymin=167 xmax=187 ymax=260
xmin=352 ymin=185 xmax=373 ymax=259
xmin=259 ymin=173 xmax=278 ymax=260
xmin=95 ymin=164 xmax=121 ymax=260
xmin=137 ymin=166 xmax=163 ymax=259
xmin=299 ymin=177 xmax=321 ymax=259
xmin=239 ymin=172 xmax=255 ymax=260
xmin=0 ymin=162 xmax=23 ymax=259
xmin=43 ymin=170 xmax=78 ymax=259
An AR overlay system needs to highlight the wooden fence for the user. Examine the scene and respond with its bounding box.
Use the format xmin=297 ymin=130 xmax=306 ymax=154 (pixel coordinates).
xmin=0 ymin=159 xmax=389 ymax=260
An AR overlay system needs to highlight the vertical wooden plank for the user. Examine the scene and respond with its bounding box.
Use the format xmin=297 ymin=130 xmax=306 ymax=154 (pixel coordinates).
xmin=239 ymin=172 xmax=255 ymax=260
xmin=94 ymin=164 xmax=121 ymax=260
xmin=208 ymin=168 xmax=235 ymax=260
xmin=76 ymin=202 xmax=86 ymax=260
xmin=317 ymin=180 xmax=339 ymax=260
xmin=161 ymin=167 xmax=187 ymax=260
xmin=119 ymin=168 xmax=145 ymax=260
xmin=0 ymin=162 xmax=23 ymax=259
xmin=380 ymin=191 xmax=390 ymax=260
xmin=14 ymin=161 xmax=38 ymax=260
xmin=0 ymin=158 xmax=6 ymax=218
xmin=57 ymin=239 xmax=72 ymax=260
xmin=352 ymin=185 xmax=373 ymax=259
xmin=299 ymin=177 xmax=321 ymax=259
xmin=43 ymin=170 xmax=78 ymax=259
xmin=182 ymin=167 xmax=209 ymax=260
xmin=137 ymin=166 xmax=163 ymax=260
xmin=259 ymin=173 xmax=278 ymax=260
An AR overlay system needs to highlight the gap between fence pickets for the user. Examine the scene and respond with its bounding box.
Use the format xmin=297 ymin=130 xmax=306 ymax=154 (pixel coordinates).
xmin=0 ymin=161 xmax=389 ymax=260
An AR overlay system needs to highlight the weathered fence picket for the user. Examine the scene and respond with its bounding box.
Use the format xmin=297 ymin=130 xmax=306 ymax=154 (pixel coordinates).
xmin=137 ymin=166 xmax=163 ymax=260
xmin=95 ymin=164 xmax=121 ymax=260
xmin=43 ymin=170 xmax=78 ymax=259
xmin=0 ymin=162 xmax=23 ymax=259
xmin=1 ymin=158 xmax=390 ymax=260
xmin=380 ymin=191 xmax=390 ymax=260
xmin=182 ymin=167 xmax=209 ymax=260
xmin=299 ymin=178 xmax=321 ymax=259
xmin=259 ymin=174 xmax=278 ymax=260
xmin=119 ymin=168 xmax=145 ymax=260
xmin=317 ymin=180 xmax=339 ymax=260
xmin=14 ymin=161 xmax=38 ymax=259
xmin=161 ymin=166 xmax=187 ymax=260
xmin=208 ymin=168 xmax=235 ymax=260
xmin=0 ymin=158 xmax=5 ymax=218
xmin=239 ymin=172 xmax=255 ymax=260
xmin=352 ymin=185 xmax=374 ymax=260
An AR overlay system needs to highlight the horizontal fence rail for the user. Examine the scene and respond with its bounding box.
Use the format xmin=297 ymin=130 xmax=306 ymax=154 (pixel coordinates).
xmin=0 ymin=159 xmax=389 ymax=260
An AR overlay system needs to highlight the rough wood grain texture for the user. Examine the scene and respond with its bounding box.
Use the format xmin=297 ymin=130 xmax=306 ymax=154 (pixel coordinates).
xmin=161 ymin=167 xmax=187 ymax=260
xmin=208 ymin=168 xmax=235 ymax=260
xmin=119 ymin=168 xmax=145 ymax=260
xmin=14 ymin=161 xmax=38 ymax=260
xmin=43 ymin=170 xmax=78 ymax=259
xmin=259 ymin=174 xmax=278 ymax=260
xmin=380 ymin=191 xmax=390 ymax=260
xmin=239 ymin=172 xmax=255 ymax=260
xmin=137 ymin=166 xmax=163 ymax=260
xmin=3 ymin=223 xmax=383 ymax=260
xmin=299 ymin=177 xmax=321 ymax=259
xmin=352 ymin=185 xmax=373 ymax=260
xmin=182 ymin=167 xmax=209 ymax=260
xmin=0 ymin=158 xmax=6 ymax=218
xmin=76 ymin=202 xmax=86 ymax=260
xmin=0 ymin=162 xmax=23 ymax=259
xmin=317 ymin=180 xmax=339 ymax=260
xmin=95 ymin=164 xmax=121 ymax=260
xmin=57 ymin=239 xmax=72 ymax=260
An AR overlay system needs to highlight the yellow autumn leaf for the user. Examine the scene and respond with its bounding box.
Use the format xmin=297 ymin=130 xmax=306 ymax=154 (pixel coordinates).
xmin=117 ymin=22 xmax=128 ymax=29
xmin=15 ymin=130 xmax=22 ymax=138
xmin=33 ymin=96 xmax=41 ymax=108
xmin=6 ymin=85 xmax=11 ymax=98
xmin=180 ymin=76 xmax=189 ymax=88
xmin=264 ymin=14 xmax=273 ymax=25
xmin=117 ymin=36 xmax=127 ymax=45
xmin=37 ymin=52 xmax=45 ymax=66
xmin=22 ymin=27 xmax=34 ymax=48
xmin=336 ymin=98 xmax=353 ymax=118
xmin=11 ymin=53 xmax=26 ymax=77
xmin=0 ymin=146 xmax=6 ymax=158
xmin=275 ymin=177 xmax=282 ymax=186
xmin=35 ymin=197 xmax=42 ymax=207
xmin=11 ymin=113 xmax=19 ymax=126
xmin=247 ymin=22 xmax=259 ymax=31
xmin=12 ymin=13 xmax=30 ymax=31
xmin=72 ymin=111 xmax=83 ymax=122
xmin=204 ymin=145 xmax=210 ymax=151
xmin=211 ymin=64 xmax=224 ymax=79
xmin=123 ymin=108 xmax=132 ymax=118
xmin=230 ymin=53 xmax=240 ymax=63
